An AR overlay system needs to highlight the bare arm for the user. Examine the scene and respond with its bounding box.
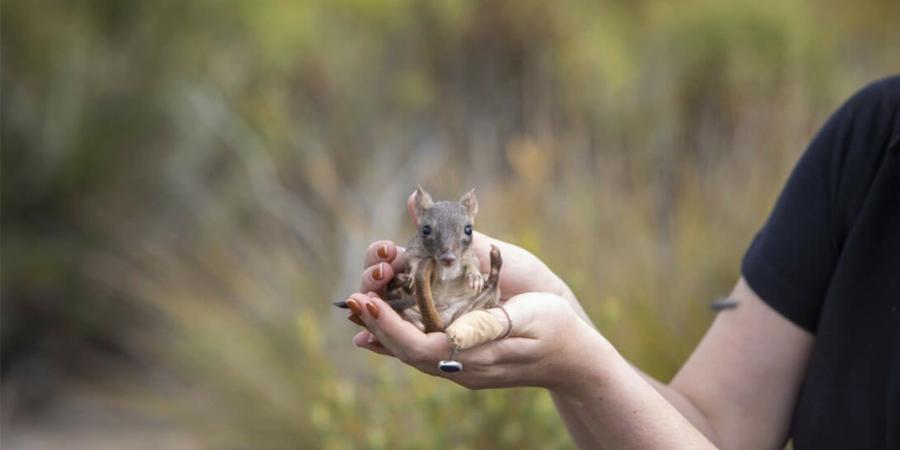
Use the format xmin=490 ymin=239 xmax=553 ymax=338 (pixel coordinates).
xmin=350 ymin=192 xmax=814 ymax=449
xmin=668 ymin=278 xmax=814 ymax=448
xmin=546 ymin=278 xmax=718 ymax=448
xmin=551 ymin=277 xmax=813 ymax=449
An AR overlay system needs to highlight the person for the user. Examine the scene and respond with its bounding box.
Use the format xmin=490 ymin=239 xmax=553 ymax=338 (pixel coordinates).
xmin=342 ymin=76 xmax=900 ymax=449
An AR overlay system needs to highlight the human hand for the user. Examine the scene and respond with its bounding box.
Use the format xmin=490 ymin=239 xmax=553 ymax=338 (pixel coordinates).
xmin=343 ymin=191 xmax=602 ymax=391
xmin=343 ymin=290 xmax=603 ymax=392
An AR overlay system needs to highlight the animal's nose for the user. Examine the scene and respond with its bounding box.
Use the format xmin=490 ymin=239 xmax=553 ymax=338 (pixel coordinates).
xmin=438 ymin=252 xmax=457 ymax=266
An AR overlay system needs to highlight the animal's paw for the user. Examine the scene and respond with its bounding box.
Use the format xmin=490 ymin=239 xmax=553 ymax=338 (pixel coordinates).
xmin=395 ymin=272 xmax=412 ymax=287
xmin=467 ymin=271 xmax=484 ymax=293
xmin=394 ymin=272 xmax=414 ymax=294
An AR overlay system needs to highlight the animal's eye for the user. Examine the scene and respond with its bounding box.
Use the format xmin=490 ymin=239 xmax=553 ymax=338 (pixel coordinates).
xmin=422 ymin=225 xmax=432 ymax=237
xmin=464 ymin=224 xmax=472 ymax=236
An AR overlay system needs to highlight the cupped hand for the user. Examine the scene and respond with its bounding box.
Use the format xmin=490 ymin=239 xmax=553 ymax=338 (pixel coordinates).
xmin=345 ymin=191 xmax=604 ymax=390
xmin=343 ymin=290 xmax=600 ymax=392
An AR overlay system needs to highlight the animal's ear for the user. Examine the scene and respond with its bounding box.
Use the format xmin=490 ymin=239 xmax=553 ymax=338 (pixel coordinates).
xmin=414 ymin=185 xmax=434 ymax=219
xmin=459 ymin=188 xmax=478 ymax=217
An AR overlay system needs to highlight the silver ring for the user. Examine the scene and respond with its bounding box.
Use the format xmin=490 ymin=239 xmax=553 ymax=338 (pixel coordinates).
xmin=438 ymin=347 xmax=462 ymax=372
xmin=497 ymin=304 xmax=513 ymax=339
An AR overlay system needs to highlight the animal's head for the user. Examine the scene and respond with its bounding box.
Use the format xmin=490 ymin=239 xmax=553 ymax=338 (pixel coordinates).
xmin=413 ymin=186 xmax=478 ymax=267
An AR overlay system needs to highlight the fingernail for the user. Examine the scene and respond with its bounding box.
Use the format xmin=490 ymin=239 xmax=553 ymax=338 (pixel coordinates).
xmin=348 ymin=314 xmax=365 ymax=327
xmin=366 ymin=302 xmax=380 ymax=319
xmin=377 ymin=244 xmax=389 ymax=259
xmin=367 ymin=333 xmax=376 ymax=343
xmin=346 ymin=299 xmax=363 ymax=316
xmin=372 ymin=263 xmax=384 ymax=281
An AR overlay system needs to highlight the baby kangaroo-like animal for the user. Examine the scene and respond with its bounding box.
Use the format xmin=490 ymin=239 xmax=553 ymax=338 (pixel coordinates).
xmin=337 ymin=187 xmax=502 ymax=333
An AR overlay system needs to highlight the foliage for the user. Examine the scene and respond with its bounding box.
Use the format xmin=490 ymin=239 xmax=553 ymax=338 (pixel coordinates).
xmin=2 ymin=0 xmax=898 ymax=447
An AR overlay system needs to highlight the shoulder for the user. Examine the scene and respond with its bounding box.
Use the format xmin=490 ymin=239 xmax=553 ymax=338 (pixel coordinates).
xmin=863 ymin=75 xmax=900 ymax=100
xmin=828 ymin=75 xmax=900 ymax=151
xmin=825 ymin=75 xmax=900 ymax=139
xmin=739 ymin=76 xmax=900 ymax=332
xmin=823 ymin=76 xmax=900 ymax=234
xmin=844 ymin=75 xmax=900 ymax=111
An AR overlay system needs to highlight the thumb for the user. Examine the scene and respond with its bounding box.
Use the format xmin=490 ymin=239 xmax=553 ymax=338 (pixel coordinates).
xmin=407 ymin=190 xmax=418 ymax=227
xmin=445 ymin=293 xmax=551 ymax=350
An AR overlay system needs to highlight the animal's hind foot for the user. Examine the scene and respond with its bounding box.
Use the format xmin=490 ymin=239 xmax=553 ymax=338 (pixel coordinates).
xmin=487 ymin=245 xmax=502 ymax=287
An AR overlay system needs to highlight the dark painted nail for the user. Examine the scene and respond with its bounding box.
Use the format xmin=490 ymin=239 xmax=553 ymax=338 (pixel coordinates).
xmin=366 ymin=302 xmax=380 ymax=319
xmin=346 ymin=299 xmax=363 ymax=316
xmin=372 ymin=263 xmax=384 ymax=281
xmin=348 ymin=314 xmax=365 ymax=327
xmin=377 ymin=244 xmax=389 ymax=259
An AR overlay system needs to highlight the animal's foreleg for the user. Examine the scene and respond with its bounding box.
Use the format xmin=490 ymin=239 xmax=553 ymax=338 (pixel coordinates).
xmin=449 ymin=246 xmax=503 ymax=323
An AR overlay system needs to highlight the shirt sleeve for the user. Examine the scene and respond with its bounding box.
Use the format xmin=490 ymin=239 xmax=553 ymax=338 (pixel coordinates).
xmin=741 ymin=78 xmax=897 ymax=333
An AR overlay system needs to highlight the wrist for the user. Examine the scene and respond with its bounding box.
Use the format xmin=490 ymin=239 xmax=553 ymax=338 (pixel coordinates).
xmin=547 ymin=319 xmax=623 ymax=398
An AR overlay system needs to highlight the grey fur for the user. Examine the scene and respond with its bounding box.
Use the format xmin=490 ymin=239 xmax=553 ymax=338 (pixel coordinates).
xmin=336 ymin=187 xmax=501 ymax=333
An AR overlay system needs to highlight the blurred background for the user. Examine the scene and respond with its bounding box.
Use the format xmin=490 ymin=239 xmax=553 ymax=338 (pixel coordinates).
xmin=1 ymin=0 xmax=898 ymax=448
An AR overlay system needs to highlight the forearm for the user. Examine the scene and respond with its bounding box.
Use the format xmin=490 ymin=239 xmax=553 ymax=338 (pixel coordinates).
xmin=484 ymin=236 xmax=719 ymax=447
xmin=552 ymin=283 xmax=719 ymax=448
xmin=637 ymin=369 xmax=721 ymax=444
xmin=551 ymin=321 xmax=715 ymax=449
xmin=548 ymin=280 xmax=617 ymax=448
xmin=551 ymin=392 xmax=603 ymax=450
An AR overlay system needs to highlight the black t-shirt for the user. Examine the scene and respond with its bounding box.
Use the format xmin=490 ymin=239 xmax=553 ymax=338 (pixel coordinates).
xmin=742 ymin=76 xmax=900 ymax=449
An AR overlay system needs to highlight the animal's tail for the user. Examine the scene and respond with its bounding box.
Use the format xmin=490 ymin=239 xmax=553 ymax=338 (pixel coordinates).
xmin=415 ymin=260 xmax=444 ymax=333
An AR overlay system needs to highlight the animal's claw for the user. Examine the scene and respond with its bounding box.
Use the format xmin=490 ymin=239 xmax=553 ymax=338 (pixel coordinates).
xmin=395 ymin=272 xmax=412 ymax=287
xmin=467 ymin=271 xmax=484 ymax=293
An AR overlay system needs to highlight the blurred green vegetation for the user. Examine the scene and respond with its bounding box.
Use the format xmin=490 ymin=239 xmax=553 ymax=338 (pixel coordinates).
xmin=2 ymin=0 xmax=898 ymax=448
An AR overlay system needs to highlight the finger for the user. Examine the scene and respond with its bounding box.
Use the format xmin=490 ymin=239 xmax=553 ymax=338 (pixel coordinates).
xmin=354 ymin=329 xmax=379 ymax=346
xmin=353 ymin=330 xmax=396 ymax=357
xmin=493 ymin=292 xmax=565 ymax=338
xmin=356 ymin=295 xmax=534 ymax=380
xmin=462 ymin=335 xmax=543 ymax=367
xmin=347 ymin=313 xmax=369 ymax=330
xmin=346 ymin=292 xmax=373 ymax=314
xmin=359 ymin=262 xmax=396 ymax=293
xmin=439 ymin=294 xmax=564 ymax=379
xmin=438 ymin=297 xmax=541 ymax=365
xmin=355 ymin=296 xmax=451 ymax=369
xmin=358 ymin=340 xmax=395 ymax=357
xmin=354 ymin=295 xmax=424 ymax=347
xmin=446 ymin=293 xmax=552 ymax=362
xmin=486 ymin=296 xmax=537 ymax=339
xmin=364 ymin=240 xmax=405 ymax=269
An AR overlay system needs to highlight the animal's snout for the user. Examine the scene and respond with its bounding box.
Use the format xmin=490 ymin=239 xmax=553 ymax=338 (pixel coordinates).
xmin=438 ymin=251 xmax=457 ymax=266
